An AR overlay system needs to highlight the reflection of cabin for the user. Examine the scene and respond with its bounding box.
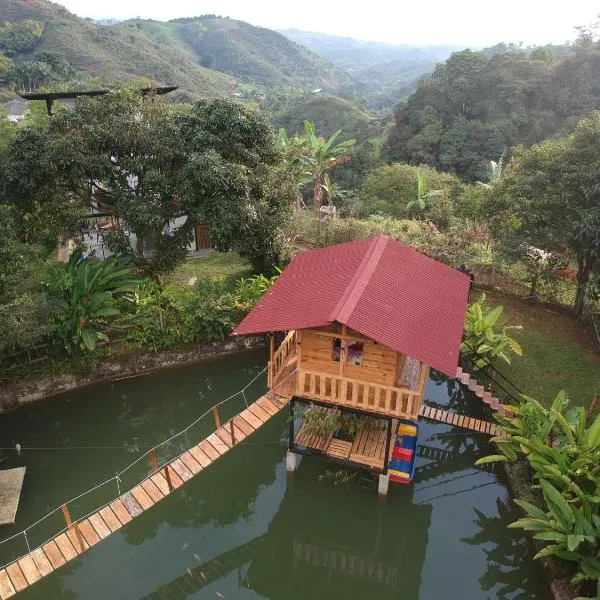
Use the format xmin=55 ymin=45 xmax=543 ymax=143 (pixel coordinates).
xmin=232 ymin=235 xmax=470 ymax=493
xmin=244 ymin=467 xmax=432 ymax=599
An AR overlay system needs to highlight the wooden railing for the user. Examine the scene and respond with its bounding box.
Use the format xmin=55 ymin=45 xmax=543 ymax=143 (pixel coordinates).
xmin=295 ymin=369 xmax=422 ymax=420
xmin=268 ymin=330 xmax=297 ymax=387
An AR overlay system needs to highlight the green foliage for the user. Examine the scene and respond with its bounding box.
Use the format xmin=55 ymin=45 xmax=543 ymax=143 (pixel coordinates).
xmin=272 ymin=95 xmax=383 ymax=145
xmin=385 ymin=40 xmax=600 ymax=182
xmin=0 ymin=205 xmax=59 ymax=356
xmin=489 ymin=111 xmax=600 ymax=315
xmin=0 ymin=19 xmax=44 ymax=55
xmin=300 ymin=403 xmax=378 ymax=439
xmin=406 ymin=172 xmax=443 ymax=212
xmin=233 ymin=270 xmax=279 ymax=312
xmin=51 ymin=255 xmax=140 ymax=353
xmin=478 ymin=390 xmax=600 ymax=594
xmin=125 ymin=278 xmax=238 ymax=351
xmin=462 ymin=293 xmax=523 ymax=368
xmin=361 ymin=162 xmax=460 ymax=226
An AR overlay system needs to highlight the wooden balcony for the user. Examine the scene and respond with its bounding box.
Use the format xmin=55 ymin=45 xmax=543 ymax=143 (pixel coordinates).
xmin=295 ymin=369 xmax=423 ymax=421
xmin=268 ymin=328 xmax=429 ymax=420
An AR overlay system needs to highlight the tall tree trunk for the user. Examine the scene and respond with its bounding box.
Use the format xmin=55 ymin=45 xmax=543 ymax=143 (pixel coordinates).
xmin=574 ymin=252 xmax=595 ymax=317
xmin=313 ymin=169 xmax=323 ymax=215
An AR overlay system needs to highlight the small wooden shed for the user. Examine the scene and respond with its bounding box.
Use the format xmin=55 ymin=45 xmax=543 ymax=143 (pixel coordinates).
xmin=232 ymin=235 xmax=471 ymax=489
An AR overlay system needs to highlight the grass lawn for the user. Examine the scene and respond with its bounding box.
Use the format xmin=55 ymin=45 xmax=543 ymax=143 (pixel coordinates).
xmin=483 ymin=290 xmax=600 ymax=408
xmin=167 ymin=251 xmax=252 ymax=293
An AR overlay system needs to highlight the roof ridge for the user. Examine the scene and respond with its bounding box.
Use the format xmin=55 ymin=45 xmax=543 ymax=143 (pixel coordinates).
xmin=329 ymin=235 xmax=389 ymax=324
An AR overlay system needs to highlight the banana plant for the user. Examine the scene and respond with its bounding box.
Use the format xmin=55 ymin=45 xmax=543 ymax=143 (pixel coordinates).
xmin=406 ymin=172 xmax=443 ymax=211
xmin=54 ymin=255 xmax=140 ymax=352
xmin=462 ymin=293 xmax=523 ymax=368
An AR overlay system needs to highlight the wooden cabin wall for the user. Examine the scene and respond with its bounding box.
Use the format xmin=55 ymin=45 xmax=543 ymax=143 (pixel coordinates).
xmin=299 ymin=330 xmax=399 ymax=386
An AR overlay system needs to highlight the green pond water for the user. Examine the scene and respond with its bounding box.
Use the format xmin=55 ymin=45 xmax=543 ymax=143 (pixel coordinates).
xmin=0 ymin=348 xmax=549 ymax=599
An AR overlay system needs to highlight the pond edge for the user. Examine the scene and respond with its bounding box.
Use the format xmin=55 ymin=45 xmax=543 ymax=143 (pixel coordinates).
xmin=0 ymin=337 xmax=266 ymax=413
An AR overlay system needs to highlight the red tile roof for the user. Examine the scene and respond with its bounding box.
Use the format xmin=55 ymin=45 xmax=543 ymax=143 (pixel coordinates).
xmin=232 ymin=235 xmax=471 ymax=377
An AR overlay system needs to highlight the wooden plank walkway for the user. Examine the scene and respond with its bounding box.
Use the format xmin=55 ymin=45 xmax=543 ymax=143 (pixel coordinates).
xmin=0 ymin=393 xmax=289 ymax=599
xmin=419 ymin=405 xmax=500 ymax=436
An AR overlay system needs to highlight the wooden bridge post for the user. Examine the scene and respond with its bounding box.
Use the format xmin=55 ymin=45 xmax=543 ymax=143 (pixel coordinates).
xmin=230 ymin=420 xmax=236 ymax=445
xmin=61 ymin=503 xmax=85 ymax=552
xmin=212 ymin=407 xmax=221 ymax=429
xmin=163 ymin=465 xmax=174 ymax=492
xmin=149 ymin=450 xmax=158 ymax=472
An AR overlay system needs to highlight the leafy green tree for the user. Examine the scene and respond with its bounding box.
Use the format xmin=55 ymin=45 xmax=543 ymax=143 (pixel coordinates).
xmin=4 ymin=92 xmax=294 ymax=277
xmin=489 ymin=111 xmax=600 ymax=315
xmin=385 ymin=39 xmax=600 ymax=182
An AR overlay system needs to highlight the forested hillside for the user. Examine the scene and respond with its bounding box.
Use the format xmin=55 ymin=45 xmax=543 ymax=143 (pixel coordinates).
xmin=385 ymin=40 xmax=600 ymax=181
xmin=272 ymin=95 xmax=385 ymax=143
xmin=0 ymin=0 xmax=349 ymax=100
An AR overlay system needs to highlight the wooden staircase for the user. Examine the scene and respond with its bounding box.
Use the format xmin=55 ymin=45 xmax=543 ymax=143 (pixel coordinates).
xmin=455 ymin=367 xmax=513 ymax=417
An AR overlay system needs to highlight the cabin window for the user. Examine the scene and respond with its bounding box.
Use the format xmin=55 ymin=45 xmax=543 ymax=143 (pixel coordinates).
xmin=332 ymin=337 xmax=342 ymax=362
xmin=347 ymin=342 xmax=364 ymax=366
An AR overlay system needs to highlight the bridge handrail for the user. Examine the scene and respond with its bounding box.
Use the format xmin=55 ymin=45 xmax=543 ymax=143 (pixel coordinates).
xmin=0 ymin=364 xmax=285 ymax=569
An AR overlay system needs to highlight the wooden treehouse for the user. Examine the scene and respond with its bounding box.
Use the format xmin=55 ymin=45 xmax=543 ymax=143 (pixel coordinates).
xmin=232 ymin=235 xmax=471 ymax=494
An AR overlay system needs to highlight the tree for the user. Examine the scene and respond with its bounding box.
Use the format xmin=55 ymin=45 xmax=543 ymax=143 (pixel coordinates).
xmin=3 ymin=92 xmax=294 ymax=277
xmin=489 ymin=111 xmax=600 ymax=315
xmin=300 ymin=121 xmax=355 ymax=214
xmin=0 ymin=20 xmax=44 ymax=56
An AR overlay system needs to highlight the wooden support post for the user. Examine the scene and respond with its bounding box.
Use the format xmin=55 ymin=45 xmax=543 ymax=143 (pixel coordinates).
xmin=382 ymin=418 xmax=393 ymax=475
xmin=149 ymin=450 xmax=158 ymax=472
xmin=61 ymin=504 xmax=85 ymax=552
xmin=212 ymin=406 xmax=221 ymax=430
xmin=288 ymin=398 xmax=295 ymax=450
xmin=269 ymin=333 xmax=275 ymax=363
xmin=230 ymin=420 xmax=236 ymax=445
xmin=163 ymin=465 xmax=174 ymax=492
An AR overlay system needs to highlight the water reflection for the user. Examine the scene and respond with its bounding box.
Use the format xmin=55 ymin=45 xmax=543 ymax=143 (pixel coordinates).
xmin=461 ymin=498 xmax=542 ymax=600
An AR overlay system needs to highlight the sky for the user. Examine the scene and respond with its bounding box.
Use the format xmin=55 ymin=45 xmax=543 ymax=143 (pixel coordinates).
xmin=53 ymin=0 xmax=599 ymax=47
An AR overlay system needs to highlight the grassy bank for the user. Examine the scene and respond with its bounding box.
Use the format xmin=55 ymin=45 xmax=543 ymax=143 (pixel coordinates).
xmin=485 ymin=289 xmax=600 ymax=409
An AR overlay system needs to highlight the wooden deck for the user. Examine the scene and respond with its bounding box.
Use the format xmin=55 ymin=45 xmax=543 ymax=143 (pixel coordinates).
xmin=294 ymin=410 xmax=390 ymax=471
xmin=0 ymin=469 xmax=26 ymax=526
xmin=0 ymin=393 xmax=289 ymax=599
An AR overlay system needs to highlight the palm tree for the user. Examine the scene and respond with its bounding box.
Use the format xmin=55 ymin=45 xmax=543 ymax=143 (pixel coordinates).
xmin=302 ymin=121 xmax=355 ymax=214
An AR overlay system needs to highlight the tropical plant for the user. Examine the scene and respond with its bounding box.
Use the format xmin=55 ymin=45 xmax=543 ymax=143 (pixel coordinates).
xmin=301 ymin=120 xmax=356 ymax=214
xmin=52 ymin=255 xmax=140 ymax=352
xmin=322 ymin=173 xmax=349 ymax=207
xmin=476 ymin=390 xmax=600 ymax=597
xmin=510 ymin=480 xmax=600 ymax=597
xmin=233 ymin=270 xmax=280 ymax=312
xmin=406 ymin=172 xmax=443 ymax=212
xmin=462 ymin=293 xmax=523 ymax=369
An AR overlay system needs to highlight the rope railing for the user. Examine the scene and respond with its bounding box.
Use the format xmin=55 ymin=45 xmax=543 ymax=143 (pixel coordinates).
xmin=460 ymin=341 xmax=522 ymax=405
xmin=0 ymin=364 xmax=295 ymax=570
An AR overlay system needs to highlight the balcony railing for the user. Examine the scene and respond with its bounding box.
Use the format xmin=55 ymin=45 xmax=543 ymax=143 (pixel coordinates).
xmin=296 ymin=369 xmax=422 ymax=420
xmin=268 ymin=329 xmax=297 ymax=387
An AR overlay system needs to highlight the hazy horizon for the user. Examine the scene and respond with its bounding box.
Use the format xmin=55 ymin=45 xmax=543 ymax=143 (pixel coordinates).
xmin=53 ymin=0 xmax=598 ymax=47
